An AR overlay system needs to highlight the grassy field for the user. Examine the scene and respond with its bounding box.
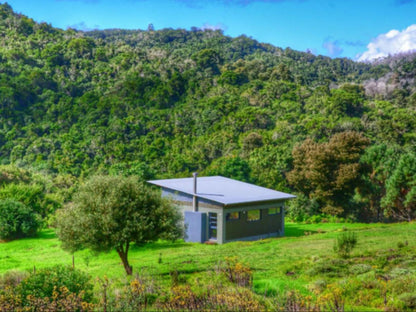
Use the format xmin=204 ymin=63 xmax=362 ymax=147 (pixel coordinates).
xmin=1 ymin=222 xmax=416 ymax=310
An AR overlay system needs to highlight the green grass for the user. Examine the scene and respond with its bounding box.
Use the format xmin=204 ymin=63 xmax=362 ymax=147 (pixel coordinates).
xmin=0 ymin=222 xmax=413 ymax=279
xmin=1 ymin=222 xmax=415 ymax=310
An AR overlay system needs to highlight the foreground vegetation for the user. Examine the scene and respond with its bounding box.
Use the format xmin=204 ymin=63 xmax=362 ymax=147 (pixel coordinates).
xmin=1 ymin=222 xmax=416 ymax=310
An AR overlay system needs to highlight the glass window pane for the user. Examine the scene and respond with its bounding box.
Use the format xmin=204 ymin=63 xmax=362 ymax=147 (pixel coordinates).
xmin=226 ymin=212 xmax=240 ymax=221
xmin=268 ymin=208 xmax=277 ymax=215
xmin=247 ymin=210 xmax=260 ymax=221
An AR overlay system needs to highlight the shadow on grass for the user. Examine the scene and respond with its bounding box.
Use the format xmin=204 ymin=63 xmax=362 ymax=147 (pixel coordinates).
xmin=36 ymin=229 xmax=57 ymax=240
xmin=285 ymin=224 xmax=317 ymax=237
xmin=131 ymin=240 xmax=187 ymax=252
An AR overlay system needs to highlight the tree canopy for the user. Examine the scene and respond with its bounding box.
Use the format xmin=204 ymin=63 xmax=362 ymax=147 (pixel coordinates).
xmin=55 ymin=175 xmax=182 ymax=275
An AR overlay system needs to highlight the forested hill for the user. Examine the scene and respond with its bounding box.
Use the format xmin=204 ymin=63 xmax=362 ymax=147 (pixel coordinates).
xmin=0 ymin=3 xmax=416 ymax=222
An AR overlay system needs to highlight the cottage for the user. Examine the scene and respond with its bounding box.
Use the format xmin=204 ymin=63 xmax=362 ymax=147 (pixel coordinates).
xmin=148 ymin=174 xmax=295 ymax=244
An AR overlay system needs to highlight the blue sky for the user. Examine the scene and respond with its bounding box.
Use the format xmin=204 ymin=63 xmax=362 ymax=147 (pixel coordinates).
xmin=3 ymin=0 xmax=416 ymax=61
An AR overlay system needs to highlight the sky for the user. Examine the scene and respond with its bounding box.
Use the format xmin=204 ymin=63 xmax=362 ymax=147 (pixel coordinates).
xmin=2 ymin=0 xmax=416 ymax=61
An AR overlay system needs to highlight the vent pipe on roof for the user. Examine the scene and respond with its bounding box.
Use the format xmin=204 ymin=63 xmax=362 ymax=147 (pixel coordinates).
xmin=193 ymin=172 xmax=198 ymax=212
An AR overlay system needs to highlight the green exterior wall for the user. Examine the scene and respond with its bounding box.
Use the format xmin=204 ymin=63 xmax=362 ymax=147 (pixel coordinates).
xmin=162 ymin=188 xmax=286 ymax=244
xmin=223 ymin=201 xmax=284 ymax=243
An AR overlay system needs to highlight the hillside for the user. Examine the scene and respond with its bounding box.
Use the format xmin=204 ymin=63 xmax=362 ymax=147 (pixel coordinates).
xmin=0 ymin=2 xmax=415 ymax=221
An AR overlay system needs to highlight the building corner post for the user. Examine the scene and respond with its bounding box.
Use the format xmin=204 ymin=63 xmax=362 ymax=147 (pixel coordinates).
xmin=193 ymin=172 xmax=198 ymax=212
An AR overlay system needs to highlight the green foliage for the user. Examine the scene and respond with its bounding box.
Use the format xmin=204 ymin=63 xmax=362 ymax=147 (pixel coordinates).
xmin=0 ymin=266 xmax=94 ymax=311
xmin=0 ymin=3 xmax=415 ymax=223
xmin=398 ymin=292 xmax=416 ymax=310
xmin=287 ymin=131 xmax=369 ymax=216
xmin=307 ymin=258 xmax=349 ymax=277
xmin=17 ymin=265 xmax=93 ymax=303
xmin=55 ymin=175 xmax=182 ymax=275
xmin=349 ymin=263 xmax=372 ymax=275
xmin=0 ymin=183 xmax=47 ymax=218
xmin=286 ymin=193 xmax=320 ymax=222
xmin=333 ymin=231 xmax=357 ymax=258
xmin=382 ymin=152 xmax=416 ymax=221
xmin=206 ymin=156 xmax=253 ymax=183
xmin=0 ymin=199 xmax=41 ymax=239
xmin=0 ymin=165 xmax=31 ymax=185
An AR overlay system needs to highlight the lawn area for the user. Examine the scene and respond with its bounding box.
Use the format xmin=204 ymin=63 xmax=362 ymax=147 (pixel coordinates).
xmin=1 ymin=222 xmax=415 ymax=310
xmin=0 ymin=222 xmax=414 ymax=280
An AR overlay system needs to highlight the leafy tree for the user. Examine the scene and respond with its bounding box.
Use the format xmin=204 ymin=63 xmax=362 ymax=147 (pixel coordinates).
xmin=0 ymin=199 xmax=41 ymax=239
xmin=0 ymin=183 xmax=51 ymax=218
xmin=287 ymin=131 xmax=369 ymax=216
xmin=192 ymin=48 xmax=221 ymax=74
xmin=382 ymin=152 xmax=416 ymax=221
xmin=55 ymin=175 xmax=182 ymax=275
xmin=357 ymin=144 xmax=399 ymax=221
xmin=206 ymin=156 xmax=252 ymax=183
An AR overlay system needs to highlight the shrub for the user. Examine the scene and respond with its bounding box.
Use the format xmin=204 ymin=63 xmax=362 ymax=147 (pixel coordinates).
xmin=305 ymin=215 xmax=322 ymax=224
xmin=283 ymin=290 xmax=321 ymax=312
xmin=333 ymin=231 xmax=357 ymax=258
xmin=158 ymin=285 xmax=264 ymax=311
xmin=106 ymin=273 xmax=160 ymax=311
xmin=222 ymin=257 xmax=252 ymax=288
xmin=349 ymin=264 xmax=372 ymax=275
xmin=17 ymin=265 xmax=93 ymax=304
xmin=398 ymin=293 xmax=416 ymax=310
xmin=0 ymin=270 xmax=28 ymax=288
xmin=24 ymin=286 xmax=94 ymax=311
xmin=0 ymin=199 xmax=41 ymax=240
xmin=286 ymin=193 xmax=320 ymax=222
xmin=307 ymin=258 xmax=348 ymax=277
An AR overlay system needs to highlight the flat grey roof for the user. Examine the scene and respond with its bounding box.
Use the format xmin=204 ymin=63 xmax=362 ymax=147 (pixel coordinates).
xmin=148 ymin=176 xmax=295 ymax=206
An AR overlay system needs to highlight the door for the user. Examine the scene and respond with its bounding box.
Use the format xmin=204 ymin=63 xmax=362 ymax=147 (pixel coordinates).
xmin=208 ymin=212 xmax=217 ymax=240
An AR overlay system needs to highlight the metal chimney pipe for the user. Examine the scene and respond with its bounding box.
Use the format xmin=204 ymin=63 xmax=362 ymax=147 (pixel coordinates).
xmin=193 ymin=172 xmax=198 ymax=212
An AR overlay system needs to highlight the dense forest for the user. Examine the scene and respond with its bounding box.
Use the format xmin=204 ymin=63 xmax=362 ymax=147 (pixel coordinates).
xmin=0 ymin=2 xmax=415 ymax=225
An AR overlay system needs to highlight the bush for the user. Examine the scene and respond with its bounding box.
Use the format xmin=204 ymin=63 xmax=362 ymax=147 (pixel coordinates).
xmin=222 ymin=257 xmax=252 ymax=288
xmin=17 ymin=265 xmax=93 ymax=304
xmin=349 ymin=264 xmax=372 ymax=275
xmin=307 ymin=258 xmax=348 ymax=277
xmin=0 ymin=270 xmax=29 ymax=288
xmin=333 ymin=231 xmax=357 ymax=258
xmin=0 ymin=199 xmax=41 ymax=240
xmin=398 ymin=293 xmax=416 ymax=310
xmin=286 ymin=193 xmax=320 ymax=222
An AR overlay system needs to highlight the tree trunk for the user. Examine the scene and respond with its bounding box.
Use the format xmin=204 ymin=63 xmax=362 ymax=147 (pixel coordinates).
xmin=116 ymin=243 xmax=132 ymax=275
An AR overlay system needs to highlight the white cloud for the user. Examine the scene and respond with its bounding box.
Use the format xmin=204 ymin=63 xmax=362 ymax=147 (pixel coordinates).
xmin=357 ymin=24 xmax=416 ymax=62
xmin=67 ymin=21 xmax=100 ymax=31
xmin=200 ymin=23 xmax=227 ymax=31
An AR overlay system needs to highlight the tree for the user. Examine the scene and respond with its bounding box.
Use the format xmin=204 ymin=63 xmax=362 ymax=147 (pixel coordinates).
xmin=287 ymin=131 xmax=369 ymax=216
xmin=0 ymin=199 xmax=41 ymax=239
xmin=55 ymin=175 xmax=182 ymax=275
xmin=207 ymin=156 xmax=252 ymax=183
xmin=357 ymin=143 xmax=399 ymax=221
xmin=382 ymin=152 xmax=416 ymax=221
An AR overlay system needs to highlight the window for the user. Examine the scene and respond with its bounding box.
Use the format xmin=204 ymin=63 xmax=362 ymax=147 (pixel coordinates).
xmin=226 ymin=212 xmax=240 ymax=221
xmin=247 ymin=209 xmax=261 ymax=221
xmin=268 ymin=207 xmax=281 ymax=215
